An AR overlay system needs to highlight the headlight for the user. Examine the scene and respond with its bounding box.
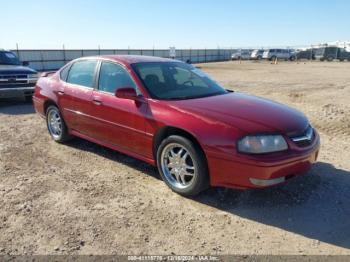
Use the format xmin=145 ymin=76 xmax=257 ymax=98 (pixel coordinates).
xmin=237 ymin=135 xmax=288 ymax=154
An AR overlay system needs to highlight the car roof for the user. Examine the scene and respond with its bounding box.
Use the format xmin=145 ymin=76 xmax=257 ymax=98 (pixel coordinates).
xmin=77 ymin=55 xmax=177 ymax=65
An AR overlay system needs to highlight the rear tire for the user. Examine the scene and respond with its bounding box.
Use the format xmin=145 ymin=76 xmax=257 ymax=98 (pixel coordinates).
xmin=46 ymin=105 xmax=71 ymax=143
xmin=156 ymin=135 xmax=209 ymax=196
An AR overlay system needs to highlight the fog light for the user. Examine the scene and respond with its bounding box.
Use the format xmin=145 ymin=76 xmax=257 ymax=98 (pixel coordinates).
xmin=249 ymin=177 xmax=285 ymax=187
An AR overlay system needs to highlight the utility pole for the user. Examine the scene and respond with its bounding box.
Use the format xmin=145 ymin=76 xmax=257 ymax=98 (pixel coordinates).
xmin=16 ymin=43 xmax=20 ymax=58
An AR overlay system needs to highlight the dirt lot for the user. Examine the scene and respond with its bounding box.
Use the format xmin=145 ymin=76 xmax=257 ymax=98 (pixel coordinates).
xmin=0 ymin=61 xmax=350 ymax=255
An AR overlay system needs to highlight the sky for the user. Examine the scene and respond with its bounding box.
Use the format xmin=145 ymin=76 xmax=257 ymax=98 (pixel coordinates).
xmin=1 ymin=0 xmax=349 ymax=49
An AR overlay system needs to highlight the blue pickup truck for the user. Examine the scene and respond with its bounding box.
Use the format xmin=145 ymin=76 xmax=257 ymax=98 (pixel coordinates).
xmin=0 ymin=50 xmax=38 ymax=101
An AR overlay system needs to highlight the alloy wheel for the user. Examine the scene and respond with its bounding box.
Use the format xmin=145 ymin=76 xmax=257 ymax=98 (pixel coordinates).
xmin=161 ymin=143 xmax=197 ymax=189
xmin=47 ymin=108 xmax=62 ymax=139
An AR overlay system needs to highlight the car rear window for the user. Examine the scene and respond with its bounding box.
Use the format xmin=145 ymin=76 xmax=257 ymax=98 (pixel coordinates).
xmin=66 ymin=60 xmax=98 ymax=88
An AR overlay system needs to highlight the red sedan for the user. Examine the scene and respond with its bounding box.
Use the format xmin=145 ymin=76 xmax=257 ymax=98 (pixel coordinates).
xmin=33 ymin=55 xmax=320 ymax=196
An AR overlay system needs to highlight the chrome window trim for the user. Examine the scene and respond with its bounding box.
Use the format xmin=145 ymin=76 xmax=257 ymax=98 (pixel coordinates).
xmin=95 ymin=60 xmax=142 ymax=96
xmin=65 ymin=59 xmax=99 ymax=89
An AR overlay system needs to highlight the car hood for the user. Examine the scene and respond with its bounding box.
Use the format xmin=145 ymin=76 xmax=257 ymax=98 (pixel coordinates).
xmin=167 ymin=92 xmax=309 ymax=134
xmin=0 ymin=65 xmax=37 ymax=75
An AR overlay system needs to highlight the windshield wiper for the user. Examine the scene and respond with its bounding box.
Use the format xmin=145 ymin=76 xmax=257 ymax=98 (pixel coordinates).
xmin=167 ymin=91 xmax=227 ymax=101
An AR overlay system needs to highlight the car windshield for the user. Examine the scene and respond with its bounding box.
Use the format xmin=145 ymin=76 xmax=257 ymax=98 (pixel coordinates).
xmin=132 ymin=62 xmax=227 ymax=100
xmin=0 ymin=52 xmax=21 ymax=65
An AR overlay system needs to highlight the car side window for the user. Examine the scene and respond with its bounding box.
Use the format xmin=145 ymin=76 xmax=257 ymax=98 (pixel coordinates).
xmin=98 ymin=62 xmax=136 ymax=94
xmin=66 ymin=60 xmax=98 ymax=88
xmin=60 ymin=64 xmax=71 ymax=81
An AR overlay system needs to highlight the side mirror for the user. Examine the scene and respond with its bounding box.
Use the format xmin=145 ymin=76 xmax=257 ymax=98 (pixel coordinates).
xmin=115 ymin=87 xmax=138 ymax=100
xmin=22 ymin=61 xmax=29 ymax=66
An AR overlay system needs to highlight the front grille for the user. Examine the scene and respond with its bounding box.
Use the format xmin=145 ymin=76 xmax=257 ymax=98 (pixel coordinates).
xmin=0 ymin=74 xmax=30 ymax=86
xmin=289 ymin=126 xmax=314 ymax=147
xmin=0 ymin=74 xmax=27 ymax=79
xmin=0 ymin=80 xmax=28 ymax=85
xmin=0 ymin=83 xmax=34 ymax=89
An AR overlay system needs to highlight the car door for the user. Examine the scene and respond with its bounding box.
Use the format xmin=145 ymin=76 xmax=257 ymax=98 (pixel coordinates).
xmin=242 ymin=50 xmax=250 ymax=59
xmin=56 ymin=64 xmax=76 ymax=127
xmin=59 ymin=59 xmax=98 ymax=135
xmin=88 ymin=61 xmax=150 ymax=156
xmin=279 ymin=49 xmax=284 ymax=59
xmin=275 ymin=49 xmax=281 ymax=59
xmin=285 ymin=49 xmax=291 ymax=59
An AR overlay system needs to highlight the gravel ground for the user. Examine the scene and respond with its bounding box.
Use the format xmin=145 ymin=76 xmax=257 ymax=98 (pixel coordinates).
xmin=0 ymin=61 xmax=349 ymax=255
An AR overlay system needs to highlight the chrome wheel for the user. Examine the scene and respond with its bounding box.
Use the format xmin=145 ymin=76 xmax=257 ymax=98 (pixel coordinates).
xmin=161 ymin=143 xmax=196 ymax=189
xmin=47 ymin=108 xmax=62 ymax=139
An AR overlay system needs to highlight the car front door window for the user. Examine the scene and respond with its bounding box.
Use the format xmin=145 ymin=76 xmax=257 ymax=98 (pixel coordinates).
xmin=98 ymin=62 xmax=136 ymax=94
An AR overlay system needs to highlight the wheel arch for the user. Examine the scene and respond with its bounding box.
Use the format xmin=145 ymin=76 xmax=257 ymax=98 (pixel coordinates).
xmin=43 ymin=99 xmax=59 ymax=114
xmin=153 ymin=126 xmax=208 ymax=165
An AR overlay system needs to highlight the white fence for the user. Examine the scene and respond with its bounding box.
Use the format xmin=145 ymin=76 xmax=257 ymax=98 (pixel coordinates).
xmin=11 ymin=48 xmax=235 ymax=71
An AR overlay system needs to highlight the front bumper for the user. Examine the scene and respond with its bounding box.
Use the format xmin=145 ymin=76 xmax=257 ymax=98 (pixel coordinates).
xmin=0 ymin=86 xmax=35 ymax=99
xmin=207 ymin=132 xmax=320 ymax=189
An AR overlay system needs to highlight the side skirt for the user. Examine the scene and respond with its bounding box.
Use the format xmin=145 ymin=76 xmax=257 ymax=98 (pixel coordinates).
xmin=69 ymin=129 xmax=156 ymax=166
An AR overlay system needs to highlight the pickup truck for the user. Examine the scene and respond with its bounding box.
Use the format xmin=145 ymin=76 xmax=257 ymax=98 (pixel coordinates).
xmin=0 ymin=50 xmax=38 ymax=101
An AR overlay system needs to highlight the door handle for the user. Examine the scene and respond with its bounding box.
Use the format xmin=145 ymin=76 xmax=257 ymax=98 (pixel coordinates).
xmin=92 ymin=99 xmax=102 ymax=106
xmin=58 ymin=91 xmax=64 ymax=96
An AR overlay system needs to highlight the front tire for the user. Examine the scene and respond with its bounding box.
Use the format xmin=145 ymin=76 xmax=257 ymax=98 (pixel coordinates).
xmin=46 ymin=105 xmax=71 ymax=143
xmin=157 ymin=135 xmax=209 ymax=196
